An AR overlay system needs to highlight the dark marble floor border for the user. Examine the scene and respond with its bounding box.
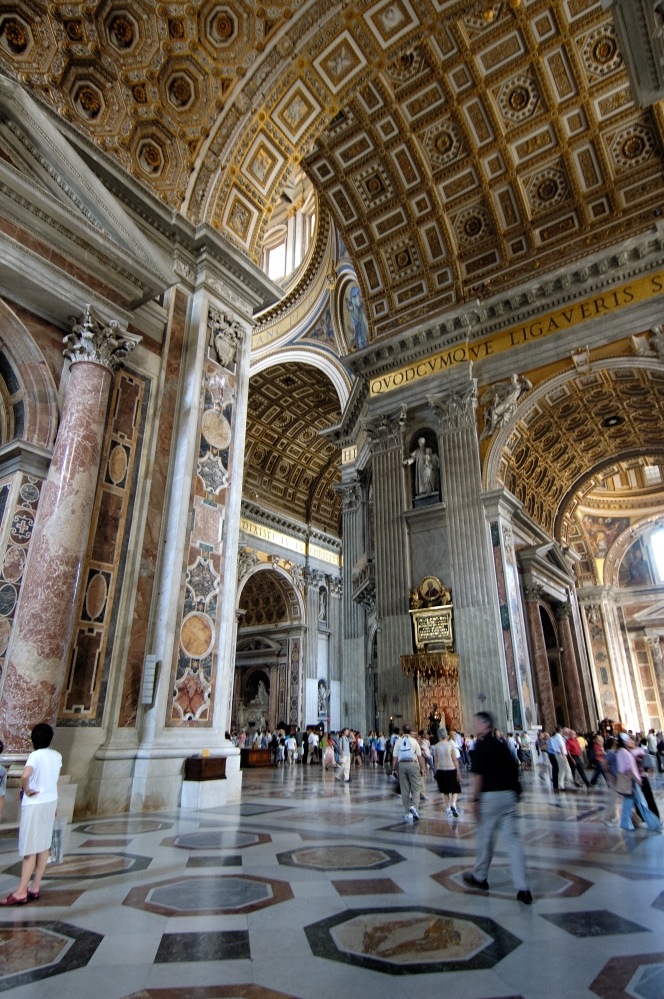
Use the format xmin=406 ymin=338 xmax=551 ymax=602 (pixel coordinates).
xmin=121 ymin=987 xmax=304 ymax=999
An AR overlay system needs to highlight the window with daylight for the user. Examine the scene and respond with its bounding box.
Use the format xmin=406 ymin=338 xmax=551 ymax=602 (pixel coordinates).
xmin=260 ymin=168 xmax=316 ymax=287
xmin=650 ymin=528 xmax=664 ymax=582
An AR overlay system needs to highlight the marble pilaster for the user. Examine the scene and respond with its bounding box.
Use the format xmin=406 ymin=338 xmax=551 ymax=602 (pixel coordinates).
xmin=304 ymin=567 xmax=325 ymax=726
xmin=522 ymin=585 xmax=556 ymax=732
xmin=428 ymin=379 xmax=509 ymax=730
xmin=554 ymin=602 xmax=586 ymax=731
xmin=338 ymin=478 xmax=366 ymax=732
xmin=578 ymin=588 xmax=640 ymax=729
xmin=0 ymin=307 xmax=138 ymax=752
xmin=363 ymin=413 xmax=415 ymax=731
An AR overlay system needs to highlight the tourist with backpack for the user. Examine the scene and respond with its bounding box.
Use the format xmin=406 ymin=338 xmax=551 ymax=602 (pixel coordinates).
xmin=394 ymin=725 xmax=423 ymax=823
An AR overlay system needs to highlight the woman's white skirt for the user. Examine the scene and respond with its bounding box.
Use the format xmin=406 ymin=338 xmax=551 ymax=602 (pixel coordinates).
xmin=18 ymin=801 xmax=57 ymax=857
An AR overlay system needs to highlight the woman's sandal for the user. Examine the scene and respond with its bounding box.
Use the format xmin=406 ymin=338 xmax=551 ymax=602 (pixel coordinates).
xmin=27 ymin=890 xmax=40 ymax=901
xmin=0 ymin=893 xmax=28 ymax=906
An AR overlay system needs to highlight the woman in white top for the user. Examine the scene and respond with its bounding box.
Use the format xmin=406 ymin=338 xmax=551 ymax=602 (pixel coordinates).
xmin=1 ymin=723 xmax=62 ymax=905
xmin=433 ymin=729 xmax=462 ymax=817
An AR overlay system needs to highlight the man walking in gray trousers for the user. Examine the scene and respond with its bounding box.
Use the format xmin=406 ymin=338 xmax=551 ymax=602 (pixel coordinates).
xmin=463 ymin=711 xmax=532 ymax=904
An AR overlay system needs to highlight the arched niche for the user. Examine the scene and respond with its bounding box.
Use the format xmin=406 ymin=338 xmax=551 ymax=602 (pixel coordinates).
xmin=604 ymin=513 xmax=663 ymax=588
xmin=0 ymin=299 xmax=58 ymax=450
xmin=405 ymin=426 xmax=441 ymax=506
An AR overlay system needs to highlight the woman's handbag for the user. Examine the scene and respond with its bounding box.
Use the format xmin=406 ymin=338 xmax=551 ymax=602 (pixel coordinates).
xmin=615 ymin=771 xmax=634 ymax=796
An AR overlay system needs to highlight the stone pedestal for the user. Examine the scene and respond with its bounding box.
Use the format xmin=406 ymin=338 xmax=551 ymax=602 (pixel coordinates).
xmin=0 ymin=308 xmax=138 ymax=752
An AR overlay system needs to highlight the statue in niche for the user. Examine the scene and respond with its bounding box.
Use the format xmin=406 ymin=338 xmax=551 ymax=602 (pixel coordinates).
xmin=404 ymin=437 xmax=440 ymax=498
xmin=318 ymin=679 xmax=329 ymax=716
xmin=319 ymin=587 xmax=328 ymax=623
xmin=479 ymin=373 xmax=532 ymax=441
xmin=251 ymin=680 xmax=269 ymax=708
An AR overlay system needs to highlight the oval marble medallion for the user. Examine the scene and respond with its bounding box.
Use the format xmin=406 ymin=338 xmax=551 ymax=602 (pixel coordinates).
xmin=201 ymin=409 xmax=231 ymax=450
xmin=108 ymin=444 xmax=128 ymax=485
xmin=180 ymin=611 xmax=214 ymax=658
xmin=2 ymin=545 xmax=25 ymax=582
xmin=0 ymin=584 xmax=17 ymax=617
xmin=19 ymin=482 xmax=39 ymax=505
xmin=0 ymin=618 xmax=11 ymax=656
xmin=9 ymin=509 xmax=34 ymax=546
xmin=85 ymin=572 xmax=107 ymax=620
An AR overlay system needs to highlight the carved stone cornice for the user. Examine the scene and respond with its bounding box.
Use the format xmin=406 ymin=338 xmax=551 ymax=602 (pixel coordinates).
xmin=428 ymin=381 xmax=478 ymax=434
xmin=208 ymin=306 xmax=244 ymax=368
xmin=361 ymin=406 xmax=406 ymax=455
xmin=63 ymin=305 xmax=139 ymax=371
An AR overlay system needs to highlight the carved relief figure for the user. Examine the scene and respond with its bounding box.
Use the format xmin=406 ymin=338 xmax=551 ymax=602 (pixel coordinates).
xmin=404 ymin=437 xmax=440 ymax=497
xmin=479 ymin=373 xmax=532 ymax=440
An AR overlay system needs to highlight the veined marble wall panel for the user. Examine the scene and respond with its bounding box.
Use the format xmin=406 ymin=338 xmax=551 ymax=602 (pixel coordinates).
xmin=289 ymin=636 xmax=302 ymax=727
xmin=0 ymin=472 xmax=43 ymax=685
xmin=118 ymin=289 xmax=188 ymax=728
xmin=58 ymin=369 xmax=150 ymax=725
xmin=581 ymin=604 xmax=619 ymax=720
xmin=166 ymin=353 xmax=236 ymax=727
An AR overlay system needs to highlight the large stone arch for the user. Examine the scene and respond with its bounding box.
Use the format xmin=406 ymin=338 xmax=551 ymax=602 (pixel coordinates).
xmin=482 ymin=357 xmax=664 ymax=537
xmin=249 ymin=347 xmax=350 ymax=409
xmin=603 ymin=512 xmax=664 ymax=589
xmin=236 ymin=562 xmax=305 ymax=625
xmin=0 ymin=299 xmax=59 ymax=450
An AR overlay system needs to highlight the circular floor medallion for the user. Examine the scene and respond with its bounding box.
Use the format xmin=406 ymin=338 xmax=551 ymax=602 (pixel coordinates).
xmin=201 ymin=409 xmax=231 ymax=450
xmin=180 ymin=612 xmax=214 ymax=658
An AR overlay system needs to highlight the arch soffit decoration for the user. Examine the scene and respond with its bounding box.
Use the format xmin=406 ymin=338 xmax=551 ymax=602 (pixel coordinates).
xmin=0 ymin=299 xmax=59 ymax=450
xmin=249 ymin=348 xmax=350 ymax=408
xmin=603 ymin=511 xmax=664 ymax=588
xmin=483 ymin=356 xmax=664 ymax=537
xmin=6 ymin=4 xmax=664 ymax=344
xmin=237 ymin=563 xmax=304 ymax=624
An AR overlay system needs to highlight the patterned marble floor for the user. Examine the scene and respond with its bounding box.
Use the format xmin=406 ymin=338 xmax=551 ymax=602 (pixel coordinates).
xmin=0 ymin=764 xmax=662 ymax=998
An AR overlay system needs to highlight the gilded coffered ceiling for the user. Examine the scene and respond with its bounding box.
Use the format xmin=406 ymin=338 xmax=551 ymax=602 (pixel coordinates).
xmin=492 ymin=365 xmax=664 ymax=543
xmin=2 ymin=0 xmax=664 ymax=341
xmin=243 ymin=361 xmax=342 ymax=533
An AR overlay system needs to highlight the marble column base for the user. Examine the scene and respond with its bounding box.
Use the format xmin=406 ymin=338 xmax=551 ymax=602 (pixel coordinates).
xmin=180 ymin=772 xmax=243 ymax=810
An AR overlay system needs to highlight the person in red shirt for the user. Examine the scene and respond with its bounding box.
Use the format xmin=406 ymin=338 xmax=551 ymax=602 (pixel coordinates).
xmin=566 ymin=729 xmax=590 ymax=788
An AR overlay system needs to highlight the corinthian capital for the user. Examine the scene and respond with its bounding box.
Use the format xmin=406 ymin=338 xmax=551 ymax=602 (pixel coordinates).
xmin=64 ymin=306 xmax=140 ymax=371
xmin=335 ymin=478 xmax=362 ymax=512
xmin=428 ymin=380 xmax=478 ymax=433
xmin=361 ymin=405 xmax=406 ymax=454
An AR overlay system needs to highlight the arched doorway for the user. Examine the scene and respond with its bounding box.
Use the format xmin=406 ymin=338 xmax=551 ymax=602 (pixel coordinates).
xmin=233 ymin=566 xmax=305 ymax=736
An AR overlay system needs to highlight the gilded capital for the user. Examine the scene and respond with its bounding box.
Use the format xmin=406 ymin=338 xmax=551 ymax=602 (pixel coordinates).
xmin=64 ymin=306 xmax=140 ymax=372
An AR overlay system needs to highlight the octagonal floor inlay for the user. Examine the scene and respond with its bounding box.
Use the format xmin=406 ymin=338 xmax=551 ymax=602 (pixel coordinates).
xmin=277 ymin=845 xmax=404 ymax=871
xmin=73 ymin=819 xmax=172 ymax=836
xmin=123 ymin=874 xmax=293 ymax=916
xmin=434 ymin=865 xmax=592 ymax=899
xmin=0 ymin=920 xmax=102 ymax=990
xmin=591 ymin=952 xmax=664 ymax=999
xmin=4 ymin=853 xmax=152 ymax=881
xmin=162 ymin=831 xmax=271 ymax=851
xmin=305 ymin=906 xmax=522 ymax=974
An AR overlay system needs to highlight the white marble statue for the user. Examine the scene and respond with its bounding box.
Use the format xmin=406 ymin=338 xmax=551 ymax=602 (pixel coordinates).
xmin=404 ymin=437 xmax=440 ymax=497
xmin=479 ymin=373 xmax=532 ymax=440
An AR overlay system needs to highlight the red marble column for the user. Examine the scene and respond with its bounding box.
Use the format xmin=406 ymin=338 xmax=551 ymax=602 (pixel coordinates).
xmin=0 ymin=307 xmax=138 ymax=752
xmin=556 ymin=602 xmax=586 ymax=732
xmin=523 ymin=586 xmax=556 ymax=732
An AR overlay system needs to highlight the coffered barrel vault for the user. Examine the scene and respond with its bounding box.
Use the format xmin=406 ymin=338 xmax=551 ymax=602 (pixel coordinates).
xmin=2 ymin=1 xmax=664 ymax=343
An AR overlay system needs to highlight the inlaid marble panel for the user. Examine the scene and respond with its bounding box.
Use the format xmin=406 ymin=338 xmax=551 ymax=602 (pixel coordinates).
xmin=332 ymin=878 xmax=403 ymax=895
xmin=0 ymin=920 xmax=102 ymax=991
xmin=123 ymin=874 xmax=293 ymax=916
xmin=277 ymin=845 xmax=404 ymax=871
xmin=154 ymin=931 xmax=250 ymax=963
xmin=435 ymin=865 xmax=593 ymax=899
xmin=162 ymin=831 xmax=270 ymax=850
xmin=305 ymin=906 xmax=521 ymax=974
xmin=540 ymin=909 xmax=650 ymax=937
